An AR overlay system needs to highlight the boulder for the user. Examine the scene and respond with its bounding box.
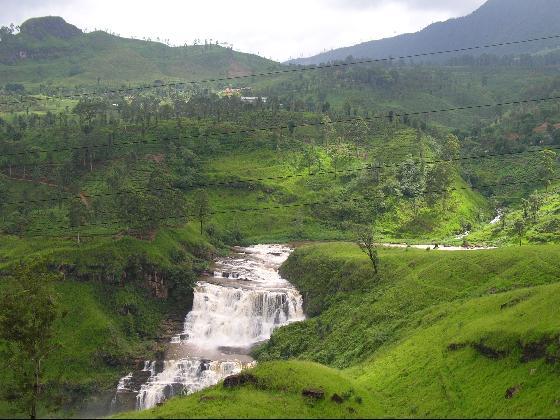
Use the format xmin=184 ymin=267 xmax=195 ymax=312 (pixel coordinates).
xmin=302 ymin=388 xmax=325 ymax=400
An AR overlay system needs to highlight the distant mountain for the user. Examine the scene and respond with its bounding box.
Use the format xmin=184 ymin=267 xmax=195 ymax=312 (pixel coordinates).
xmin=0 ymin=16 xmax=278 ymax=86
xmin=290 ymin=0 xmax=560 ymax=65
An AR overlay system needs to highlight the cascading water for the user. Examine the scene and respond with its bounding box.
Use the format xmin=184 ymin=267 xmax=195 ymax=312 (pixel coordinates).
xmin=114 ymin=244 xmax=304 ymax=411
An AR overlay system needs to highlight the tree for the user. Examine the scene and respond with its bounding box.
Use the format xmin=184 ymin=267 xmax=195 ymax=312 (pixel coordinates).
xmin=426 ymin=162 xmax=453 ymax=208
xmin=193 ymin=189 xmax=210 ymax=234
xmin=442 ymin=134 xmax=461 ymax=161
xmin=0 ymin=264 xmax=61 ymax=419
xmin=356 ymin=227 xmax=379 ymax=274
xmin=397 ymin=157 xmax=426 ymax=214
xmin=537 ymin=149 xmax=557 ymax=190
xmin=328 ymin=143 xmax=353 ymax=178
xmin=513 ymin=219 xmax=525 ymax=246
xmin=321 ymin=115 xmax=336 ymax=149
xmin=115 ymin=170 xmax=186 ymax=235
xmin=527 ymin=192 xmax=542 ymax=222
xmin=68 ymin=201 xmax=90 ymax=243
xmin=346 ymin=117 xmax=368 ymax=157
xmin=299 ymin=145 xmax=322 ymax=174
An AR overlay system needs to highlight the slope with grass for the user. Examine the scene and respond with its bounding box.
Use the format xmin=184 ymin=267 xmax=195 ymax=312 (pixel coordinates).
xmin=0 ymin=17 xmax=278 ymax=88
xmin=124 ymin=243 xmax=560 ymax=418
xmin=0 ymin=224 xmax=217 ymax=417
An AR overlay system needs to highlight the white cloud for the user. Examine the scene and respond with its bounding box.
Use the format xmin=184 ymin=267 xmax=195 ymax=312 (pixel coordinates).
xmin=0 ymin=0 xmax=487 ymax=61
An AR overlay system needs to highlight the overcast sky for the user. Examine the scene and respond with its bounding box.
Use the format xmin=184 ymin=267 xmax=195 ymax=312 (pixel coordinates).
xmin=0 ymin=0 xmax=487 ymax=61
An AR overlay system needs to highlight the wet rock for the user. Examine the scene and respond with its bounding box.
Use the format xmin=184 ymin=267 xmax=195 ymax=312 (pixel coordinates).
xmin=331 ymin=393 xmax=344 ymax=404
xmin=302 ymin=389 xmax=325 ymax=400
xmin=223 ymin=372 xmax=258 ymax=388
xmin=199 ymin=359 xmax=212 ymax=372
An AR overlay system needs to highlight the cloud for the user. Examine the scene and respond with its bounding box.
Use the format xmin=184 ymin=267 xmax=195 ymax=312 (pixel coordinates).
xmin=0 ymin=0 xmax=487 ymax=61
xmin=325 ymin=0 xmax=486 ymax=14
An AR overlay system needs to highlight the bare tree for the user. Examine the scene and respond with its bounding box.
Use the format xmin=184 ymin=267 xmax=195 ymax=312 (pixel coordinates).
xmin=356 ymin=227 xmax=379 ymax=274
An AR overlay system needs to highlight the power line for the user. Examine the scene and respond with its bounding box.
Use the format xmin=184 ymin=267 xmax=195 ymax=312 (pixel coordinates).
xmin=2 ymin=94 xmax=560 ymax=161
xmin=2 ymin=33 xmax=559 ymax=107
xmin=14 ymin=175 xmax=560 ymax=237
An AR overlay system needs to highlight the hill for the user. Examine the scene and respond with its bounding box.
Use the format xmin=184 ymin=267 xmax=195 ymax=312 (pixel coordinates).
xmin=290 ymin=0 xmax=560 ymax=65
xmin=0 ymin=16 xmax=278 ymax=87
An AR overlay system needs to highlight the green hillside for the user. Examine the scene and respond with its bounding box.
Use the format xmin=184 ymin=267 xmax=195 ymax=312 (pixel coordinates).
xmin=0 ymin=17 xmax=278 ymax=88
xmin=0 ymin=10 xmax=559 ymax=419
xmin=115 ymin=243 xmax=560 ymax=419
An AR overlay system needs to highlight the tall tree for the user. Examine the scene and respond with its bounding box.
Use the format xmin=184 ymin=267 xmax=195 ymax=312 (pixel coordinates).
xmin=0 ymin=264 xmax=61 ymax=419
xmin=537 ymin=149 xmax=557 ymax=190
xmin=356 ymin=226 xmax=380 ymax=274
xmin=193 ymin=189 xmax=210 ymax=234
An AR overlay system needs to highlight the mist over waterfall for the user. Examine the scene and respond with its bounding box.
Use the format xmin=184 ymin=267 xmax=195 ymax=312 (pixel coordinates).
xmin=114 ymin=244 xmax=304 ymax=411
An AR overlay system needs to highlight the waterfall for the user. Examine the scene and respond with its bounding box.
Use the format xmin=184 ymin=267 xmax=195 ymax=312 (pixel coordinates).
xmin=114 ymin=244 xmax=304 ymax=412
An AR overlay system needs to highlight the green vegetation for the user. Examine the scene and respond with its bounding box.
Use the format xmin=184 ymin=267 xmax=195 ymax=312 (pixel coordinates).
xmin=0 ymin=12 xmax=559 ymax=419
xmin=128 ymin=243 xmax=560 ymax=419
xmin=0 ymin=224 xmax=214 ymax=418
xmin=114 ymin=361 xmax=380 ymax=419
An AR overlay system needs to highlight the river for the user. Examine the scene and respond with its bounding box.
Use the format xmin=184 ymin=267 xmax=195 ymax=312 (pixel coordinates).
xmin=113 ymin=244 xmax=305 ymax=411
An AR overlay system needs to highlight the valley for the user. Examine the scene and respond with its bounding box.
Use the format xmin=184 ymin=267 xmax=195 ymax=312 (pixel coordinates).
xmin=0 ymin=1 xmax=559 ymax=418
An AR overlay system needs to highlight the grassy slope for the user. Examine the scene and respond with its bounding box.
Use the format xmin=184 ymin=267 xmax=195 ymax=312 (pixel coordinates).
xmin=0 ymin=223 xmax=214 ymax=417
xmin=124 ymin=243 xmax=560 ymax=419
xmin=0 ymin=30 xmax=278 ymax=87
xmin=114 ymin=361 xmax=381 ymax=419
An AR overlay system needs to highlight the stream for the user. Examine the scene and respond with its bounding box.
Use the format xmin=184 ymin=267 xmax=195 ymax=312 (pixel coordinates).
xmin=113 ymin=244 xmax=305 ymax=412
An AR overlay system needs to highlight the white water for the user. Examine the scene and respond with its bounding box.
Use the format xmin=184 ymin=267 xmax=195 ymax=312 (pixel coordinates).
xmin=115 ymin=244 xmax=304 ymax=411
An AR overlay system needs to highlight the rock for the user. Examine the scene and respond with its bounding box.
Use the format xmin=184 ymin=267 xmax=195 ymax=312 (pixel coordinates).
xmin=302 ymin=388 xmax=325 ymax=400
xmin=520 ymin=341 xmax=547 ymax=363
xmin=473 ymin=342 xmax=507 ymax=359
xmin=505 ymin=384 xmax=521 ymax=399
xmin=223 ymin=372 xmax=257 ymax=388
xmin=447 ymin=343 xmax=466 ymax=351
xmin=331 ymin=393 xmax=344 ymax=404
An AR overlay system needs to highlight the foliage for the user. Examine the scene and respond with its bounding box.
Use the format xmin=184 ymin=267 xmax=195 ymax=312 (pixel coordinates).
xmin=0 ymin=264 xmax=61 ymax=418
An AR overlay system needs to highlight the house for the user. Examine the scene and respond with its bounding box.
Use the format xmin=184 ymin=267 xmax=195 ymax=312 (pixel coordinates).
xmin=240 ymin=96 xmax=267 ymax=104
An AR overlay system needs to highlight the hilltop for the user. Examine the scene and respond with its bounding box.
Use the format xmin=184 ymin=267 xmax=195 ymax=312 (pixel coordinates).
xmin=0 ymin=16 xmax=278 ymax=86
xmin=290 ymin=0 xmax=560 ymax=65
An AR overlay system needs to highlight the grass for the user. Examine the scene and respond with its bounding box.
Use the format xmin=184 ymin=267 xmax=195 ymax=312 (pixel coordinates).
xmin=0 ymin=223 xmax=215 ymax=418
xmin=114 ymin=360 xmax=381 ymax=419
xmin=114 ymin=242 xmax=560 ymax=419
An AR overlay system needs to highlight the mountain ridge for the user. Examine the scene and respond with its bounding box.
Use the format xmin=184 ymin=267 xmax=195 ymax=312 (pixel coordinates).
xmin=0 ymin=16 xmax=278 ymax=86
xmin=289 ymin=0 xmax=560 ymax=65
